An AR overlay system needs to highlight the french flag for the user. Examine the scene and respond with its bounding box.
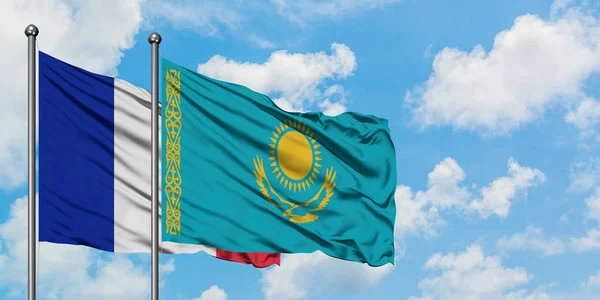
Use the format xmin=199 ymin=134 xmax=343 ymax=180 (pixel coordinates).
xmin=38 ymin=52 xmax=279 ymax=268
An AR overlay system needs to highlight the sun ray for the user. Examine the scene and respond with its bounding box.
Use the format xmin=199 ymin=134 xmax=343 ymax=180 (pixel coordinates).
xmin=309 ymin=177 xmax=314 ymax=184
xmin=270 ymin=162 xmax=277 ymax=167
xmin=270 ymin=137 xmax=276 ymax=143
xmin=309 ymin=132 xmax=314 ymax=138
xmin=313 ymin=144 xmax=320 ymax=149
xmin=315 ymin=151 xmax=321 ymax=155
xmin=302 ymin=182 xmax=306 ymax=191
xmin=314 ymin=168 xmax=320 ymax=174
xmin=315 ymin=162 xmax=321 ymax=167
xmin=272 ymin=167 xmax=279 ymax=173
xmin=276 ymin=172 xmax=281 ymax=179
xmin=269 ymin=156 xmax=275 ymax=160
xmin=269 ymin=143 xmax=275 ymax=148
xmin=316 ymin=157 xmax=322 ymax=161
xmin=269 ymin=150 xmax=275 ymax=155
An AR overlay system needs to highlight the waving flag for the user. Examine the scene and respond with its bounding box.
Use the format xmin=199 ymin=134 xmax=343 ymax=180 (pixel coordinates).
xmin=38 ymin=52 xmax=279 ymax=268
xmin=161 ymin=58 xmax=396 ymax=267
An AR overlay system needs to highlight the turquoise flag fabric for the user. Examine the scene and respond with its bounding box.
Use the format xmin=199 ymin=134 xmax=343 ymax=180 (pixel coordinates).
xmin=161 ymin=58 xmax=397 ymax=266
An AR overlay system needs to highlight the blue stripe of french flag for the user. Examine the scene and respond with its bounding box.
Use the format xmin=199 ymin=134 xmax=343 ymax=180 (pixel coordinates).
xmin=37 ymin=51 xmax=280 ymax=267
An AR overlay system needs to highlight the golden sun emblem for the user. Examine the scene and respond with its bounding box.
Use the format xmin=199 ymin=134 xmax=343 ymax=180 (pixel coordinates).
xmin=253 ymin=119 xmax=336 ymax=223
xmin=269 ymin=120 xmax=322 ymax=192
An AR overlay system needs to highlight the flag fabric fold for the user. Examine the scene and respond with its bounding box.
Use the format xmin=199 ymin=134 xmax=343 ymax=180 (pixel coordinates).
xmin=161 ymin=58 xmax=396 ymax=267
xmin=38 ymin=52 xmax=279 ymax=268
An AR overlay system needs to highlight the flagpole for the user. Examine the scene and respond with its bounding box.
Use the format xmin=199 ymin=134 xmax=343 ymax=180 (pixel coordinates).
xmin=149 ymin=32 xmax=162 ymax=300
xmin=25 ymin=24 xmax=39 ymax=300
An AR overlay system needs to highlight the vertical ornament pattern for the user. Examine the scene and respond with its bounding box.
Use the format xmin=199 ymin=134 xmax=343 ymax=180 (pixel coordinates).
xmin=165 ymin=69 xmax=181 ymax=235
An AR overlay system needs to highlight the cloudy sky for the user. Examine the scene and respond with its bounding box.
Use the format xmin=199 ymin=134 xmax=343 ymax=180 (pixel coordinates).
xmin=1 ymin=0 xmax=600 ymax=299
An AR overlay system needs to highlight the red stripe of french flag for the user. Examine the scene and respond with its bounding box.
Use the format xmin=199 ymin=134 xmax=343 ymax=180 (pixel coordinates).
xmin=215 ymin=250 xmax=280 ymax=268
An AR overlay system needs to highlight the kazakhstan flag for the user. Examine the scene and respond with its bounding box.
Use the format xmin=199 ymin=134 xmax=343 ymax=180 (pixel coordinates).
xmin=161 ymin=58 xmax=396 ymax=266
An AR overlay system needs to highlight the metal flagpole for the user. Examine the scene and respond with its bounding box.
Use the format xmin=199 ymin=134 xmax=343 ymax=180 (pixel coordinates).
xmin=148 ymin=32 xmax=162 ymax=300
xmin=25 ymin=24 xmax=39 ymax=300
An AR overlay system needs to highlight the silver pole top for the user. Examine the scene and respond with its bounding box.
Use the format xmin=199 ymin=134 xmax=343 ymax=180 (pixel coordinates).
xmin=24 ymin=24 xmax=39 ymax=37
xmin=148 ymin=32 xmax=162 ymax=44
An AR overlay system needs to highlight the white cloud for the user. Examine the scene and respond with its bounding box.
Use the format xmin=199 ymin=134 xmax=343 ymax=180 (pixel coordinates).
xmin=394 ymin=185 xmax=445 ymax=238
xmin=272 ymin=0 xmax=402 ymax=25
xmin=569 ymin=157 xmax=600 ymax=193
xmin=496 ymin=225 xmax=566 ymax=256
xmin=582 ymin=271 xmax=600 ymax=288
xmin=159 ymin=257 xmax=176 ymax=288
xmin=542 ymin=271 xmax=600 ymax=299
xmin=66 ymin=256 xmax=150 ymax=300
xmin=394 ymin=158 xmax=468 ymax=238
xmin=273 ymin=98 xmax=306 ymax=113
xmin=565 ymin=98 xmax=600 ymax=137
xmin=550 ymin=0 xmax=574 ymax=17
xmin=422 ymin=157 xmax=471 ymax=209
xmin=469 ymin=158 xmax=546 ymax=219
xmin=409 ymin=244 xmax=548 ymax=300
xmin=406 ymin=4 xmax=600 ymax=135
xmin=197 ymin=43 xmax=356 ymax=112
xmin=504 ymin=288 xmax=553 ymax=300
xmin=248 ymin=34 xmax=277 ymax=49
xmin=194 ymin=285 xmax=228 ymax=300
xmin=571 ymin=188 xmax=600 ymax=253
xmin=0 ymin=0 xmax=144 ymax=190
xmin=143 ymin=0 xmax=242 ymax=37
xmin=424 ymin=44 xmax=434 ymax=58
xmin=144 ymin=1 xmax=402 ymax=44
xmin=571 ymin=228 xmax=600 ymax=253
xmin=395 ymin=157 xmax=545 ymax=237
xmin=318 ymin=85 xmax=348 ymax=116
xmin=160 ymin=257 xmax=176 ymax=273
xmin=582 ymin=271 xmax=600 ymax=289
xmin=585 ymin=188 xmax=600 ymax=222
xmin=0 ymin=196 xmax=157 ymax=299
xmin=319 ymin=100 xmax=347 ymax=116
xmin=260 ymin=251 xmax=394 ymax=300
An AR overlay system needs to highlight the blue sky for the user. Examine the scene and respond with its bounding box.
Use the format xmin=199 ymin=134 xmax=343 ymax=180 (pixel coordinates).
xmin=1 ymin=0 xmax=600 ymax=299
